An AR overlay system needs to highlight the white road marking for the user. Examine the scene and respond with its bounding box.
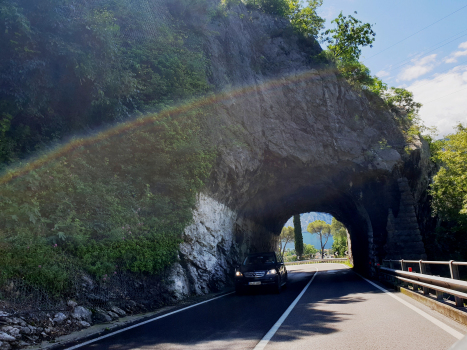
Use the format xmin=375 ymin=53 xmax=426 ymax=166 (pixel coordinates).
xmin=352 ymin=268 xmax=464 ymax=340
xmin=65 ymin=292 xmax=235 ymax=349
xmin=253 ymin=267 xmax=319 ymax=350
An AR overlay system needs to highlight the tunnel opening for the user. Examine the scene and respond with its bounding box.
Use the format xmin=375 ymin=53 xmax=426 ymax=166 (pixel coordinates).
xmin=233 ymin=168 xmax=393 ymax=275
xmin=279 ymin=211 xmax=351 ymax=262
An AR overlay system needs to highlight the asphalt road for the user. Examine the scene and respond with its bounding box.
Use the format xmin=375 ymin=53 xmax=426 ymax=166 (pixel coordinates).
xmin=68 ymin=263 xmax=467 ymax=350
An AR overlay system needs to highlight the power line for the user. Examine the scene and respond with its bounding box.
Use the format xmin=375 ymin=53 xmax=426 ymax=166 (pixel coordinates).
xmin=406 ymin=59 xmax=467 ymax=95
xmin=422 ymin=85 xmax=467 ymax=105
xmin=363 ymin=4 xmax=467 ymax=62
xmin=371 ymin=28 xmax=467 ymax=76
xmin=388 ymin=31 xmax=467 ymax=73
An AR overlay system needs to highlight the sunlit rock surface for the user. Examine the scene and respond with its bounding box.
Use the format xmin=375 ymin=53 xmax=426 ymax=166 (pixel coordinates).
xmin=169 ymin=194 xmax=239 ymax=297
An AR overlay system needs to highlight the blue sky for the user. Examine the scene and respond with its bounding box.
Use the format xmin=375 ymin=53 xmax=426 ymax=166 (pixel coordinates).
xmin=316 ymin=0 xmax=467 ymax=137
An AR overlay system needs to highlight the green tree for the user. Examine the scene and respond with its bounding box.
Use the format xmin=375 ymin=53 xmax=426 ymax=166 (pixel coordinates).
xmin=425 ymin=124 xmax=467 ymax=261
xmin=330 ymin=217 xmax=346 ymax=239
xmin=241 ymin=0 xmax=324 ymax=38
xmin=243 ymin=0 xmax=290 ymax=16
xmin=287 ymin=0 xmax=325 ymax=38
xmin=332 ymin=238 xmax=347 ymax=257
xmin=293 ymin=214 xmax=304 ymax=259
xmin=303 ymin=243 xmax=318 ymax=257
xmin=317 ymin=12 xmax=382 ymax=95
xmin=280 ymin=226 xmax=295 ymax=257
xmin=307 ymin=220 xmax=331 ymax=259
xmin=431 ymin=124 xmax=467 ymax=221
xmin=322 ymin=12 xmax=375 ymax=62
xmin=385 ymin=87 xmax=423 ymax=126
xmin=330 ymin=218 xmax=347 ymax=257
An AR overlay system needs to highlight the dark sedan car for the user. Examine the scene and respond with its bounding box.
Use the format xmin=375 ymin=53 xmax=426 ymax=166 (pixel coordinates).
xmin=234 ymin=251 xmax=288 ymax=294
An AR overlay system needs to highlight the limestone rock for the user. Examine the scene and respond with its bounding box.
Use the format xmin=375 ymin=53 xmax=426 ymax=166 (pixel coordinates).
xmin=110 ymin=306 xmax=126 ymax=317
xmin=2 ymin=327 xmax=18 ymax=339
xmin=0 ymin=341 xmax=10 ymax=350
xmin=53 ymin=312 xmax=67 ymax=325
xmin=78 ymin=321 xmax=90 ymax=328
xmin=94 ymin=312 xmax=112 ymax=323
xmin=107 ymin=311 xmax=119 ymax=320
xmin=0 ymin=332 xmax=15 ymax=342
xmin=67 ymin=300 xmax=78 ymax=309
xmin=71 ymin=306 xmax=92 ymax=323
xmin=19 ymin=327 xmax=31 ymax=335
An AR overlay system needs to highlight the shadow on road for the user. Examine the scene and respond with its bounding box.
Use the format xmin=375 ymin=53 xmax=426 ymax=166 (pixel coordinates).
xmin=81 ymin=267 xmax=384 ymax=350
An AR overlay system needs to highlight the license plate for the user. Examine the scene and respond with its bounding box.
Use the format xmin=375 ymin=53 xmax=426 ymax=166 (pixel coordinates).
xmin=249 ymin=281 xmax=261 ymax=286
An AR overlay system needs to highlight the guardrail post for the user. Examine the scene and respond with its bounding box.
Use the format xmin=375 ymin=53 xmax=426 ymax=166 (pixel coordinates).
xmin=436 ymin=290 xmax=444 ymax=301
xmin=449 ymin=261 xmax=464 ymax=307
xmin=389 ymin=260 xmax=395 ymax=269
xmin=398 ymin=260 xmax=410 ymax=288
xmin=419 ymin=260 xmax=429 ymax=295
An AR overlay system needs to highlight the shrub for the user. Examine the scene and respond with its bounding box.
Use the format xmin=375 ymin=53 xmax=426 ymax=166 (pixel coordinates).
xmin=0 ymin=107 xmax=216 ymax=293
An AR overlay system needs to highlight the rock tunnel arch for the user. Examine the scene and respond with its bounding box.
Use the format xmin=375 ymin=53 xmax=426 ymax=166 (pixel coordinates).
xmin=173 ymin=72 xmax=432 ymax=297
xmin=169 ymin=4 xmax=432 ymax=295
xmin=176 ymin=68 xmax=433 ymax=291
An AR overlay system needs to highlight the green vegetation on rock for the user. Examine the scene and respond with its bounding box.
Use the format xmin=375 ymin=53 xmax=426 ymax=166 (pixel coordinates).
xmin=0 ymin=107 xmax=216 ymax=294
xmin=0 ymin=0 xmax=216 ymax=294
xmin=0 ymin=0 xmax=209 ymax=166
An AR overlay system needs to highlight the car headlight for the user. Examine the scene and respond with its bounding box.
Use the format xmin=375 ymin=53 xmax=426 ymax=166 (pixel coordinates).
xmin=266 ymin=269 xmax=277 ymax=275
xmin=235 ymin=271 xmax=243 ymax=277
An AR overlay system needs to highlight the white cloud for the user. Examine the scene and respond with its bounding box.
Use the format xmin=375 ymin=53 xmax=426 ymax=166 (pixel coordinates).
xmin=405 ymin=65 xmax=467 ymax=137
xmin=398 ymin=54 xmax=437 ymax=81
xmin=444 ymin=41 xmax=467 ymax=63
xmin=376 ymin=70 xmax=390 ymax=78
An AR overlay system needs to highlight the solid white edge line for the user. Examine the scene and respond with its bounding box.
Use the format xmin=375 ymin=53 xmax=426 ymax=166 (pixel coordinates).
xmin=65 ymin=292 xmax=235 ymax=350
xmin=253 ymin=267 xmax=319 ymax=350
xmin=346 ymin=266 xmax=464 ymax=340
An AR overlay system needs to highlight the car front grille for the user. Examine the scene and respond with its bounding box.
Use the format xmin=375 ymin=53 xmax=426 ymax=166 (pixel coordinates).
xmin=244 ymin=271 xmax=266 ymax=278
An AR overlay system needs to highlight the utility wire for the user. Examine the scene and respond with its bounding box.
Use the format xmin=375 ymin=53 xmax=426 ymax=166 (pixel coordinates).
xmin=388 ymin=31 xmax=467 ymax=73
xmin=422 ymin=85 xmax=467 ymax=105
xmin=363 ymin=4 xmax=467 ymax=62
xmin=370 ymin=28 xmax=467 ymax=77
xmin=405 ymin=59 xmax=467 ymax=95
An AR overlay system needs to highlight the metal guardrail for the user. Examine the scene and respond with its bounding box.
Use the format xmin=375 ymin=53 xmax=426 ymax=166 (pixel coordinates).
xmin=381 ymin=259 xmax=467 ymax=307
xmin=285 ymin=258 xmax=348 ymax=265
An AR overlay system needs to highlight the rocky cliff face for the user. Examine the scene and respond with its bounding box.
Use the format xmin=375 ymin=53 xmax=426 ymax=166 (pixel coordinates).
xmin=167 ymin=1 xmax=432 ymax=297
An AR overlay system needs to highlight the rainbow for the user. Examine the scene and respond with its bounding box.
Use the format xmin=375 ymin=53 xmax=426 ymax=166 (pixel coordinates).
xmin=0 ymin=67 xmax=334 ymax=186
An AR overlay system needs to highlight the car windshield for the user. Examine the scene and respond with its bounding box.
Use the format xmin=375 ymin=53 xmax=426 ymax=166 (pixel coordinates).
xmin=243 ymin=254 xmax=276 ymax=265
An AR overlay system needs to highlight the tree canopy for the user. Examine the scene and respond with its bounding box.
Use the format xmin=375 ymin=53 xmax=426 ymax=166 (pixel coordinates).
xmin=280 ymin=226 xmax=295 ymax=256
xmin=431 ymin=124 xmax=467 ymax=221
xmin=322 ymin=12 xmax=375 ymax=62
xmin=241 ymin=0 xmax=324 ymax=37
xmin=303 ymin=243 xmax=318 ymax=257
xmin=330 ymin=218 xmax=347 ymax=257
xmin=307 ymin=220 xmax=331 ymax=259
